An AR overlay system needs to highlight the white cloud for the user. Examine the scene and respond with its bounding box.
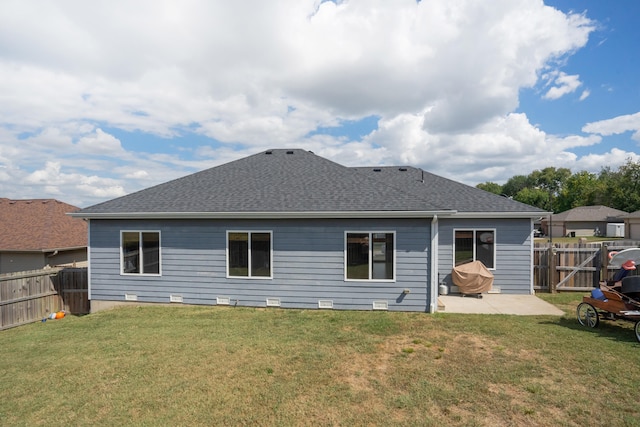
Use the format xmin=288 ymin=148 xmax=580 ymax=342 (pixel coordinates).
xmin=357 ymin=111 xmax=606 ymax=185
xmin=579 ymin=89 xmax=591 ymax=101
xmin=76 ymin=129 xmax=125 ymax=155
xmin=0 ymin=0 xmax=607 ymax=205
xmin=543 ymin=71 xmax=583 ymax=100
xmin=583 ymin=112 xmax=640 ymax=141
xmin=125 ymin=170 xmax=149 ymax=179
xmin=574 ymin=148 xmax=640 ymax=171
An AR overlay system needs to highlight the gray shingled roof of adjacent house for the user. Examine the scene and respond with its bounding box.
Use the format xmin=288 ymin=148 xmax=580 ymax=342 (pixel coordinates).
xmin=76 ymin=149 xmax=546 ymax=218
xmin=550 ymin=205 xmax=627 ymax=222
xmin=624 ymin=210 xmax=640 ymax=219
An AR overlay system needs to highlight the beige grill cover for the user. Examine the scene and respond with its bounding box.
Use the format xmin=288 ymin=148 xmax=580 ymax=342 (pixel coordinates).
xmin=452 ymin=261 xmax=494 ymax=294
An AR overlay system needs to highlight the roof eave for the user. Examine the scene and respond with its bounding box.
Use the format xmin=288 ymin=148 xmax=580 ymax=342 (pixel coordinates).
xmin=452 ymin=211 xmax=551 ymax=219
xmin=70 ymin=210 xmax=457 ymax=220
xmin=0 ymin=245 xmax=87 ymax=253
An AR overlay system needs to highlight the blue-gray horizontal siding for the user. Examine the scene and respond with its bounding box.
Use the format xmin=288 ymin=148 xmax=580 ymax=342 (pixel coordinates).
xmin=437 ymin=218 xmax=533 ymax=294
xmin=89 ymin=218 xmax=431 ymax=311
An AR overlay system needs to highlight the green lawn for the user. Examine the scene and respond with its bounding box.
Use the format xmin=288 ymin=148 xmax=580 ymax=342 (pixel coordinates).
xmin=1 ymin=294 xmax=639 ymax=426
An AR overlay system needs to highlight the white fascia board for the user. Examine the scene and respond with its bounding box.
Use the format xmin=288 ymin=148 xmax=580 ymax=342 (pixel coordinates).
xmin=451 ymin=211 xmax=552 ymax=219
xmin=69 ymin=210 xmax=457 ymax=220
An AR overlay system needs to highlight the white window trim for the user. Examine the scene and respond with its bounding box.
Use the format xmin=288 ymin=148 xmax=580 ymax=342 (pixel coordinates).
xmin=120 ymin=230 xmax=162 ymax=276
xmin=344 ymin=231 xmax=396 ymax=282
xmin=226 ymin=230 xmax=273 ymax=279
xmin=452 ymin=228 xmax=496 ymax=270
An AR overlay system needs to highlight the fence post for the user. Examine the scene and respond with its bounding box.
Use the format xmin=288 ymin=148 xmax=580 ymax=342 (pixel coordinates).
xmin=602 ymin=244 xmax=609 ymax=283
xmin=593 ymin=247 xmax=601 ymax=288
xmin=549 ymin=243 xmax=557 ymax=293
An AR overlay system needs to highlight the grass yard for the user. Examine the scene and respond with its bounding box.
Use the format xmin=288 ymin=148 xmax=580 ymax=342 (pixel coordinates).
xmin=1 ymin=294 xmax=639 ymax=426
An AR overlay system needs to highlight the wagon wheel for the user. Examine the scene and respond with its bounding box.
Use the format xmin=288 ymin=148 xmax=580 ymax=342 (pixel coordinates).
xmin=577 ymin=303 xmax=599 ymax=328
xmin=635 ymin=321 xmax=640 ymax=343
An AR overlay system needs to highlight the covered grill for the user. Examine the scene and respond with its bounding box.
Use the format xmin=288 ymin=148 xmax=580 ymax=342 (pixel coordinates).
xmin=451 ymin=261 xmax=493 ymax=296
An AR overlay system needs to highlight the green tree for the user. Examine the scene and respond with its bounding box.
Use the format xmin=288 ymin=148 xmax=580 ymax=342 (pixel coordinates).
xmin=476 ymin=181 xmax=502 ymax=195
xmin=514 ymin=187 xmax=551 ymax=211
xmin=474 ymin=160 xmax=640 ymax=214
xmin=529 ymin=167 xmax=572 ymax=195
xmin=502 ymin=175 xmax=530 ymax=197
xmin=529 ymin=167 xmax=571 ymax=212
xmin=597 ymin=166 xmax=622 ymax=209
xmin=607 ymin=158 xmax=640 ymax=212
xmin=556 ymin=171 xmax=600 ymax=212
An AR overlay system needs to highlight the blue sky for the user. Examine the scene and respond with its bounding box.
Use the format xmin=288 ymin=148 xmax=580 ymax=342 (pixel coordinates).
xmin=0 ymin=0 xmax=639 ymax=207
xmin=519 ymin=0 xmax=640 ymax=154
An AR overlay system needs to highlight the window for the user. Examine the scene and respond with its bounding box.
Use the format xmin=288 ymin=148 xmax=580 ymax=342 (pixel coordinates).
xmin=345 ymin=232 xmax=395 ymax=281
xmin=121 ymin=231 xmax=160 ymax=275
xmin=227 ymin=231 xmax=272 ymax=278
xmin=454 ymin=229 xmax=495 ymax=269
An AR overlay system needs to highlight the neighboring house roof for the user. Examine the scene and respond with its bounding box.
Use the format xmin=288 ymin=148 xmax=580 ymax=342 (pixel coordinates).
xmin=0 ymin=198 xmax=87 ymax=251
xmin=75 ymin=149 xmax=546 ymax=219
xmin=624 ymin=210 xmax=640 ymax=219
xmin=550 ymin=205 xmax=627 ymax=222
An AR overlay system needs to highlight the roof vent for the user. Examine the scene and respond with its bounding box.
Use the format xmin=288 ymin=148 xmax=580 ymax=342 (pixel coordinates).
xmin=286 ymin=150 xmax=294 ymax=154
xmin=373 ymin=168 xmax=382 ymax=172
xmin=399 ymin=167 xmax=408 ymax=172
xmin=265 ymin=150 xmax=273 ymax=155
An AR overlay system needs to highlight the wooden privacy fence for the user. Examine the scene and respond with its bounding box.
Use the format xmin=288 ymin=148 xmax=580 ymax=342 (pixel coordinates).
xmin=534 ymin=241 xmax=640 ymax=291
xmin=0 ymin=267 xmax=88 ymax=330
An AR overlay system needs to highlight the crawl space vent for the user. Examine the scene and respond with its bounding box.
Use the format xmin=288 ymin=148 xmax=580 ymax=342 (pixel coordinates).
xmin=372 ymin=300 xmax=389 ymax=310
xmin=124 ymin=293 xmax=138 ymax=301
xmin=266 ymin=298 xmax=281 ymax=307
xmin=170 ymin=294 xmax=183 ymax=303
xmin=217 ymin=296 xmax=231 ymax=305
xmin=318 ymin=300 xmax=334 ymax=309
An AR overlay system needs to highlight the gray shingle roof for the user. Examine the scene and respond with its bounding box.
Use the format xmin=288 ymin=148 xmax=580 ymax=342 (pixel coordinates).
xmin=78 ymin=149 xmax=545 ymax=217
xmin=353 ymin=166 xmax=545 ymax=213
xmin=551 ymin=205 xmax=627 ymax=222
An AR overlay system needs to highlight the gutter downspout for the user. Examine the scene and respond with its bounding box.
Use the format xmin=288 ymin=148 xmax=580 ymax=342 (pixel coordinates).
xmin=529 ymin=218 xmax=535 ymax=295
xmin=430 ymin=215 xmax=439 ymax=313
xmin=87 ymin=220 xmax=92 ymax=304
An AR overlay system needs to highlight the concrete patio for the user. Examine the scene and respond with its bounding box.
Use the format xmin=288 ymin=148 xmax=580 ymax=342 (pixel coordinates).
xmin=437 ymin=293 xmax=565 ymax=315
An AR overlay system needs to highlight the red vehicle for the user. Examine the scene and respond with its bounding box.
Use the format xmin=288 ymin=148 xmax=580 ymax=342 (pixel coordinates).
xmin=577 ymin=248 xmax=640 ymax=343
